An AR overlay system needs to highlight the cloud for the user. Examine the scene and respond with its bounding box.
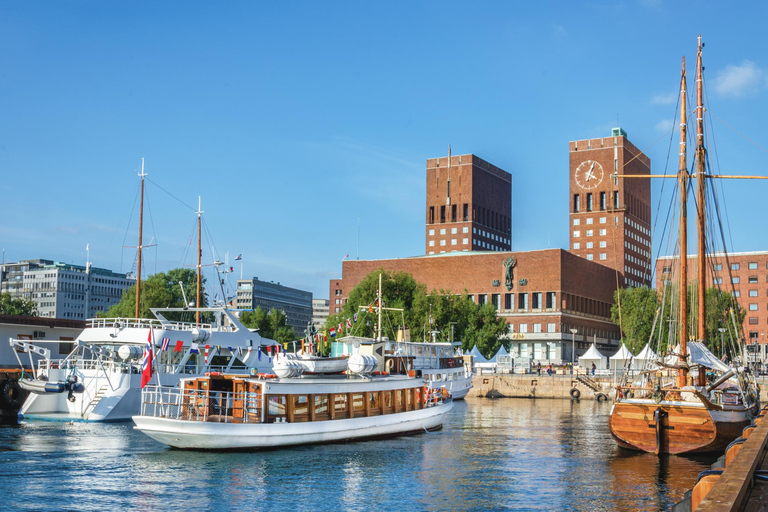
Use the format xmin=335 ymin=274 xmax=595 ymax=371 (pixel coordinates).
xmin=713 ymin=60 xmax=765 ymax=98
xmin=655 ymin=119 xmax=674 ymax=133
xmin=650 ymin=92 xmax=677 ymax=105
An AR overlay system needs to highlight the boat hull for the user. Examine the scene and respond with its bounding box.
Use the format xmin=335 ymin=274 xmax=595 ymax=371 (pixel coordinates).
xmin=133 ymin=401 xmax=453 ymax=450
xmin=609 ymin=399 xmax=751 ymax=454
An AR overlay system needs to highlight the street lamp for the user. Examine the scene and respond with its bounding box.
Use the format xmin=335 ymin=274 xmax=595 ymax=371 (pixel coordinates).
xmin=718 ymin=327 xmax=726 ymax=360
xmin=570 ymin=328 xmax=578 ymax=375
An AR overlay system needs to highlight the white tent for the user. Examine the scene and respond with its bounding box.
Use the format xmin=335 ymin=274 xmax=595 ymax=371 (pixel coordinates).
xmin=633 ymin=343 xmax=657 ymax=369
xmin=609 ymin=343 xmax=634 ymax=370
xmin=489 ymin=344 xmax=510 ymax=363
xmin=469 ymin=345 xmax=488 ymax=363
xmin=579 ymin=343 xmax=607 ymax=370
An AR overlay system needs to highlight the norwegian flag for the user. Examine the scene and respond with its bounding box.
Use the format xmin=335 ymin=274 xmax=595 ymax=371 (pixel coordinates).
xmin=141 ymin=329 xmax=154 ymax=389
xmin=204 ymin=344 xmax=210 ymax=364
xmin=161 ymin=337 xmax=170 ymax=351
xmin=346 ymin=318 xmax=352 ymax=328
xmin=338 ymin=322 xmax=343 ymax=333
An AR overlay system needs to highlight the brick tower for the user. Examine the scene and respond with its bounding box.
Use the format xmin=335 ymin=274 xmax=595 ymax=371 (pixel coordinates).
xmin=568 ymin=128 xmax=652 ymax=287
xmin=425 ymin=149 xmax=512 ymax=255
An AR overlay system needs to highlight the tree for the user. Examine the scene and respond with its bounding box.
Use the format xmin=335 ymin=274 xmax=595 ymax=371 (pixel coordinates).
xmin=240 ymin=307 xmax=297 ymax=345
xmin=610 ymin=286 xmax=659 ymax=355
xmin=0 ymin=293 xmax=38 ymax=316
xmin=103 ymin=268 xmax=206 ymax=318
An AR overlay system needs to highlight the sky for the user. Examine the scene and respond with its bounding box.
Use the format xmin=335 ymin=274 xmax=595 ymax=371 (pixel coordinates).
xmin=2 ymin=1 xmax=768 ymax=301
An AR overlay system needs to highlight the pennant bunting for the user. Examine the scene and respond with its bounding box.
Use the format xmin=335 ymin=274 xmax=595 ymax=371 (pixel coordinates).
xmin=161 ymin=337 xmax=170 ymax=351
xmin=174 ymin=340 xmax=184 ymax=352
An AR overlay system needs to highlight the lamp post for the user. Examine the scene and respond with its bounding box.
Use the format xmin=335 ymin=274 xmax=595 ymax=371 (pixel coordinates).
xmin=570 ymin=328 xmax=578 ymax=375
xmin=718 ymin=327 xmax=726 ymax=360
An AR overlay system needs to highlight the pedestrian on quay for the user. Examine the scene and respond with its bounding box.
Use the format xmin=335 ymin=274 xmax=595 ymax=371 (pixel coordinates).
xmin=546 ymin=363 xmax=552 ymax=376
xmin=536 ymin=362 xmax=541 ymax=376
xmin=591 ymin=362 xmax=596 ymax=376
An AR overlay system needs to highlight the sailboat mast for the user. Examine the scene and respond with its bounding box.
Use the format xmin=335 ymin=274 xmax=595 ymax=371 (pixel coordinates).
xmin=695 ymin=35 xmax=707 ymax=341
xmin=678 ymin=58 xmax=689 ymax=383
xmin=196 ymin=196 xmax=203 ymax=325
xmin=377 ymin=273 xmax=383 ymax=341
xmin=136 ymin=158 xmax=146 ymax=319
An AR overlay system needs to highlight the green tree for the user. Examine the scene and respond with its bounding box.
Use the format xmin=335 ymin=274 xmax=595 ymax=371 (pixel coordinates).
xmin=240 ymin=307 xmax=297 ymax=344
xmin=0 ymin=292 xmax=38 ymax=316
xmin=103 ymin=268 xmax=206 ymax=318
xmin=610 ymin=286 xmax=659 ymax=355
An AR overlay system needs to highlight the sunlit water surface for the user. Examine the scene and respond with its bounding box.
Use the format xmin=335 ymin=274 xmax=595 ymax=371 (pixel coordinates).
xmin=1 ymin=399 xmax=715 ymax=511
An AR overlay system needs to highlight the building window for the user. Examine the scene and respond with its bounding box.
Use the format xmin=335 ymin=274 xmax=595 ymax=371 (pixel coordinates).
xmin=463 ymin=203 xmax=468 ymax=221
xmin=586 ymin=254 xmax=593 ymax=261
xmin=440 ymin=205 xmax=446 ymax=223
xmin=586 ymin=193 xmax=593 ymax=212
xmin=749 ymin=276 xmax=758 ymax=284
xmin=749 ymin=317 xmax=759 ymax=325
xmin=492 ymin=294 xmax=500 ymax=309
xmin=600 ymin=191 xmax=606 ymax=210
xmin=713 ymin=263 xmax=722 ymax=271
xmin=533 ymin=323 xmax=542 ymax=333
xmin=573 ymin=219 xmax=580 ymax=226
xmin=546 ymin=292 xmax=556 ymax=309
xmin=428 ymin=240 xmax=435 ymax=247
xmin=532 ymin=292 xmax=542 ymax=309
xmin=462 ymin=227 xmax=469 ymax=233
xmin=451 ymin=239 xmax=457 ymax=245
xmin=732 ymin=277 xmax=740 ymax=284
xmin=599 ymin=229 xmax=606 ymax=236
xmin=613 ymin=191 xmax=619 ymax=208
xmin=504 ymin=293 xmax=512 ymax=310
xmin=599 ymin=241 xmax=607 ymax=248
xmin=478 ymin=294 xmax=487 ymax=305
xmin=600 ymin=253 xmax=607 ymax=260
xmin=429 ymin=207 xmax=435 ymax=224
xmin=586 ymin=218 xmax=593 ymax=225
xmin=573 ymin=242 xmax=581 ymax=250
xmin=451 ymin=204 xmax=457 ymax=222
xmin=573 ymin=231 xmax=580 ymax=238
xmin=440 ymin=228 xmax=446 ymax=235
xmin=714 ymin=277 xmax=723 ymax=285
xmin=586 ymin=242 xmax=593 ymax=249
xmin=734 ymin=290 xmax=739 ymax=297
xmin=599 ymin=217 xmax=606 ymax=224
xmin=574 ymin=194 xmax=580 ymax=213
xmin=547 ymin=323 xmax=556 ymax=333
xmin=586 ymin=230 xmax=593 ymax=237
xmin=749 ymin=262 xmax=758 ymax=270
xmin=518 ymin=293 xmax=528 ymax=310
xmin=749 ymin=304 xmax=758 ymax=311
xmin=731 ymin=263 xmax=740 ymax=271
xmin=462 ymin=238 xmax=469 ymax=245
xmin=749 ymin=290 xmax=758 ymax=297
xmin=440 ymin=240 xmax=446 ymax=246
xmin=451 ymin=227 xmax=457 ymax=234
xmin=519 ymin=324 xmax=528 ymax=333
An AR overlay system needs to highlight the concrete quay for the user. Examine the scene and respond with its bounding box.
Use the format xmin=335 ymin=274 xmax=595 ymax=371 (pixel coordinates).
xmin=468 ymin=372 xmax=614 ymax=400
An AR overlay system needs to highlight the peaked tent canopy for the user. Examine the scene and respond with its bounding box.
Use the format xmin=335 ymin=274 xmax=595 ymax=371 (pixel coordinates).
xmin=633 ymin=343 xmax=658 ymax=369
xmin=579 ymin=343 xmax=607 ymax=369
xmin=609 ymin=343 xmax=634 ymax=370
xmin=489 ymin=344 xmax=510 ymax=363
xmin=469 ymin=345 xmax=488 ymax=363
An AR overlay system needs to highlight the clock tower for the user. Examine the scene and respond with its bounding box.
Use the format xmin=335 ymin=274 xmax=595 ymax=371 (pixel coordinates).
xmin=569 ymin=128 xmax=652 ymax=287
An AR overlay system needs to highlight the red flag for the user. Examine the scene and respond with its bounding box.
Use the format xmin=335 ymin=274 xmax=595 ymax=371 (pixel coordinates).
xmin=204 ymin=344 xmax=210 ymax=364
xmin=174 ymin=340 xmax=183 ymax=352
xmin=141 ymin=329 xmax=153 ymax=389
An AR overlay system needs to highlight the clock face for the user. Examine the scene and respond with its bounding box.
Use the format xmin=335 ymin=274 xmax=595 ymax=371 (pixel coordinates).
xmin=575 ymin=160 xmax=604 ymax=190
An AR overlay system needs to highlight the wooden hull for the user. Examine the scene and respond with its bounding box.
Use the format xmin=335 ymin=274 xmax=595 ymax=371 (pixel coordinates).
xmin=609 ymin=399 xmax=751 ymax=455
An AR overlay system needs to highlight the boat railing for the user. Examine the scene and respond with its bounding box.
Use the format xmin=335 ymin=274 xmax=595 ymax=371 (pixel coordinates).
xmin=616 ymin=384 xmax=745 ymax=406
xmin=37 ymin=358 xmax=140 ymax=374
xmin=140 ymin=386 xmax=262 ymax=424
xmin=85 ymin=317 xmax=229 ymax=332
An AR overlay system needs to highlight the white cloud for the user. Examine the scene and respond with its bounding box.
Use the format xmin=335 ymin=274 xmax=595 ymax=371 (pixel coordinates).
xmin=713 ymin=60 xmax=765 ymax=98
xmin=650 ymin=92 xmax=677 ymax=105
xmin=655 ymin=119 xmax=674 ymax=133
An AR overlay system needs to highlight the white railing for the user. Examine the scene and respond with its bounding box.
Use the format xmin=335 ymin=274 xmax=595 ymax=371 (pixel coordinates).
xmin=140 ymin=386 xmax=262 ymax=423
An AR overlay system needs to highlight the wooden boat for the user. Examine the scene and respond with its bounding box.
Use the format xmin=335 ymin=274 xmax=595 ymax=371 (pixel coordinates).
xmin=132 ymin=372 xmax=452 ymax=450
xmin=608 ymin=36 xmax=761 ymax=455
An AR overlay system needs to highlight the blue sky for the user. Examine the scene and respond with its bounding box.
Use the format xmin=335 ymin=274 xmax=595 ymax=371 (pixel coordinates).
xmin=2 ymin=1 xmax=768 ymax=300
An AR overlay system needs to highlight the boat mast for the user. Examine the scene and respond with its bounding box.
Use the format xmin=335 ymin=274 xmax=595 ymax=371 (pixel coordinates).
xmin=377 ymin=272 xmax=383 ymax=342
xmin=695 ymin=35 xmax=707 ymax=342
xmin=136 ymin=158 xmax=146 ymax=319
xmin=677 ymin=58 xmax=689 ymax=387
xmin=196 ymin=196 xmax=203 ymax=325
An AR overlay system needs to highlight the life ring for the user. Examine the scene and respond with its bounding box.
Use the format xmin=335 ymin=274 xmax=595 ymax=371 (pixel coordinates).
xmin=447 ymin=358 xmax=454 ymax=368
xmin=205 ymin=372 xmax=221 ymax=377
xmin=3 ymin=379 xmax=24 ymax=409
xmin=596 ymin=393 xmax=608 ymax=402
xmin=264 ymin=374 xmax=278 ymax=379
xmin=570 ymin=388 xmax=581 ymax=400
xmin=371 ymin=371 xmax=389 ymax=376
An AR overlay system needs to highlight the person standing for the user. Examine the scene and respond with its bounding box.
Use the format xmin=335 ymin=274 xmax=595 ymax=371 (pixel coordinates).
xmin=591 ymin=362 xmax=596 ymax=376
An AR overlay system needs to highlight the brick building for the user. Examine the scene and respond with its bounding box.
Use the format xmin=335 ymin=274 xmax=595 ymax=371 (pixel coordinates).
xmin=425 ymin=150 xmax=512 ymax=254
xmin=330 ymin=249 xmax=622 ymax=362
xmin=656 ymin=251 xmax=768 ymax=357
xmin=569 ymin=128 xmax=652 ymax=287
xmin=328 ymin=134 xmax=649 ymax=362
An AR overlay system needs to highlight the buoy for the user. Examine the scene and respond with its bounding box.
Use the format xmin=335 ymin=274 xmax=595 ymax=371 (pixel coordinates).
xmin=570 ymin=388 xmax=581 ymax=400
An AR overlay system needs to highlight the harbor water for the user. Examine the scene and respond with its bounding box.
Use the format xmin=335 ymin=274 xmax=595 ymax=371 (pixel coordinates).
xmin=1 ymin=398 xmax=715 ymax=511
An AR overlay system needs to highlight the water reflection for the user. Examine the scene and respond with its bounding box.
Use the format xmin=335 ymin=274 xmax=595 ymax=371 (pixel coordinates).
xmin=0 ymin=399 xmax=715 ymax=511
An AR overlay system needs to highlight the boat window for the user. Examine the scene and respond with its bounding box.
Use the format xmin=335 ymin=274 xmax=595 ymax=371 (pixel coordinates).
xmin=369 ymin=392 xmax=380 ymax=412
xmin=436 ymin=374 xmax=442 ymax=381
xmin=294 ymin=395 xmax=309 ymax=417
xmin=334 ymin=394 xmax=348 ymax=415
xmin=352 ymin=393 xmax=365 ymax=415
xmin=314 ymin=395 xmax=329 ymax=416
xmin=268 ymin=395 xmax=286 ymax=417
xmin=383 ymin=390 xmax=393 ymax=410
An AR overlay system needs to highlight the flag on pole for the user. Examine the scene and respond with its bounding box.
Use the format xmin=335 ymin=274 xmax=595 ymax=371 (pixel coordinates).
xmin=347 ymin=318 xmax=352 ymax=328
xmin=243 ymin=346 xmax=252 ymax=362
xmin=204 ymin=344 xmax=210 ymax=364
xmin=338 ymin=322 xmax=343 ymax=333
xmin=234 ymin=254 xmax=243 ymax=260
xmin=258 ymin=348 xmax=262 ymax=361
xmin=330 ymin=328 xmax=336 ymax=338
xmin=190 ymin=343 xmax=199 ymax=355
xmin=342 ymin=254 xmax=349 ymax=260
xmin=216 ymin=345 xmax=221 ymax=356
xmin=141 ymin=329 xmax=153 ymax=389
xmin=174 ymin=340 xmax=184 ymax=352
xmin=353 ymin=313 xmax=358 ymax=323
xmin=161 ymin=337 xmax=170 ymax=351
xmin=368 ymin=304 xmax=373 ymax=313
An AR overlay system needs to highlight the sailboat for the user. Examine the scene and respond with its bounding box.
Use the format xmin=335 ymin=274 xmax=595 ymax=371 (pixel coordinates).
xmin=608 ymin=37 xmax=761 ymax=455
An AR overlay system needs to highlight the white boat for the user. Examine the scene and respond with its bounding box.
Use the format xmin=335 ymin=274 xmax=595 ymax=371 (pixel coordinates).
xmin=132 ymin=371 xmax=452 ymax=450
xmin=10 ymin=307 xmax=276 ymax=422
xmin=332 ymin=337 xmax=473 ymax=400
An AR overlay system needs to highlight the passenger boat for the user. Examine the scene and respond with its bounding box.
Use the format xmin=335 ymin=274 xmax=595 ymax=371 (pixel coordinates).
xmin=608 ymin=36 xmax=762 ymax=454
xmin=132 ymin=364 xmax=453 ymax=450
xmin=10 ymin=306 xmax=276 ymax=422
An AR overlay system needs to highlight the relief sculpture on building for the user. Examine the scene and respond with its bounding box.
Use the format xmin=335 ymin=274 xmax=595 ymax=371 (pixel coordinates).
xmin=503 ymin=257 xmax=516 ymax=291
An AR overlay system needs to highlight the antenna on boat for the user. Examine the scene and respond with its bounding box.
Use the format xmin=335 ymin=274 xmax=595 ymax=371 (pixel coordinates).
xmin=136 ymin=158 xmax=147 ymax=319
xmin=179 ymin=281 xmax=189 ymax=310
xmin=196 ymin=196 xmax=203 ymax=324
